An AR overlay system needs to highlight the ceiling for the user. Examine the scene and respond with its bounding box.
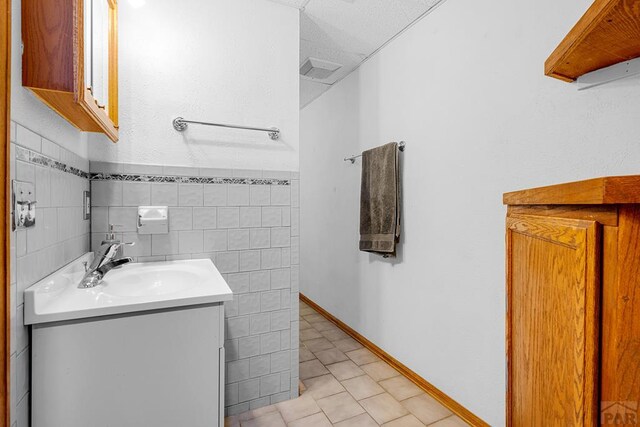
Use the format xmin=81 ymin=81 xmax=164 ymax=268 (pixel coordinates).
xmin=269 ymin=0 xmax=443 ymax=108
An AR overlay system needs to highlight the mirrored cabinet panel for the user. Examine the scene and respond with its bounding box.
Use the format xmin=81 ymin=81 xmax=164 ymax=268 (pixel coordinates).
xmin=22 ymin=0 xmax=119 ymax=142
xmin=85 ymin=0 xmax=111 ymax=112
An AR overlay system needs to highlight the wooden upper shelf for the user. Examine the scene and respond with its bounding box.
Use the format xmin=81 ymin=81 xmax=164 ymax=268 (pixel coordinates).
xmin=545 ymin=0 xmax=640 ymax=82
xmin=503 ymin=175 xmax=640 ymax=205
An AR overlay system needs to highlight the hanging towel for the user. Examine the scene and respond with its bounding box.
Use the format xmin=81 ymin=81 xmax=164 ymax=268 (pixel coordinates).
xmin=359 ymin=142 xmax=401 ymax=256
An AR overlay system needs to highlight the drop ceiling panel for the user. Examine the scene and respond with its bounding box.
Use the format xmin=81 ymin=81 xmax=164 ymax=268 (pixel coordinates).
xmin=301 ymin=0 xmax=413 ymax=55
xmin=396 ymin=0 xmax=443 ymax=21
xmin=269 ymin=0 xmax=446 ymax=107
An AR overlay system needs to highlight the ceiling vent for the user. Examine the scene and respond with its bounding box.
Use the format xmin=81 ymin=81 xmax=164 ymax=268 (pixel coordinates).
xmin=300 ymin=57 xmax=343 ymax=80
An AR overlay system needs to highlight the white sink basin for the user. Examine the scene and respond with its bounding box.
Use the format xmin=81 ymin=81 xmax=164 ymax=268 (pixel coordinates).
xmin=24 ymin=253 xmax=233 ymax=325
xmin=101 ymin=264 xmax=202 ymax=297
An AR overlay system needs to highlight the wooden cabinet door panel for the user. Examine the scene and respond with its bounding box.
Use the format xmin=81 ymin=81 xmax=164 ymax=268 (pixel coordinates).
xmin=507 ymin=215 xmax=600 ymax=426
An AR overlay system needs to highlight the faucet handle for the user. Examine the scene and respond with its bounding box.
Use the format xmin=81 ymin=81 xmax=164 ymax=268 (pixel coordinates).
xmin=114 ymin=241 xmax=135 ymax=258
xmin=101 ymin=241 xmax=135 ymax=261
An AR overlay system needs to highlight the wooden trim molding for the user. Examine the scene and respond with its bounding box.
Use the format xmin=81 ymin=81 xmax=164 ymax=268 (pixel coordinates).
xmin=1 ymin=0 xmax=11 ymax=423
xmin=299 ymin=294 xmax=489 ymax=427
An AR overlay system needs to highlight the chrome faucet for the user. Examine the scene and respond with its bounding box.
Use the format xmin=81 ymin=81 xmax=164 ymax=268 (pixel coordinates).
xmin=78 ymin=242 xmax=134 ymax=288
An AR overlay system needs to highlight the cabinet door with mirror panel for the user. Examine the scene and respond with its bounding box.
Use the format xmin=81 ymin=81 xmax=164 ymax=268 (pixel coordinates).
xmin=23 ymin=0 xmax=119 ymax=142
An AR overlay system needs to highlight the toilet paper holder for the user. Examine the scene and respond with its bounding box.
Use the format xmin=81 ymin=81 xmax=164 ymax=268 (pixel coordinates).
xmin=137 ymin=206 xmax=169 ymax=234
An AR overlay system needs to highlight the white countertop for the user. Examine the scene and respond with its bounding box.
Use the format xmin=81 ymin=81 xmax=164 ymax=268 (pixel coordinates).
xmin=24 ymin=253 xmax=233 ymax=325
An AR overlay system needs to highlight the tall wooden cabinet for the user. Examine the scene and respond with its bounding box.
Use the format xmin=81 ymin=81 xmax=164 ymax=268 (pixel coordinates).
xmin=504 ymin=176 xmax=640 ymax=426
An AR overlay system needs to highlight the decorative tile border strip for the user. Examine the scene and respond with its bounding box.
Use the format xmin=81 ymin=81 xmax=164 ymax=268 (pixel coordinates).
xmin=13 ymin=144 xmax=290 ymax=185
xmin=90 ymin=173 xmax=290 ymax=186
xmin=15 ymin=145 xmax=90 ymax=179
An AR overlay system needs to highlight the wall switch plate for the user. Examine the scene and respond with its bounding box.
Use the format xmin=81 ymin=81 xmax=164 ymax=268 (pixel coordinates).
xmin=83 ymin=191 xmax=91 ymax=220
xmin=13 ymin=180 xmax=37 ymax=230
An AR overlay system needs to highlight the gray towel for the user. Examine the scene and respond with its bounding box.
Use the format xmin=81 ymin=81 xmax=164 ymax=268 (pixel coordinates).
xmin=359 ymin=142 xmax=401 ymax=256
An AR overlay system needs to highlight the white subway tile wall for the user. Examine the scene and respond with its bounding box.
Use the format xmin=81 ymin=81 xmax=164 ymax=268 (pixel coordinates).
xmin=9 ymin=122 xmax=91 ymax=427
xmin=90 ymin=163 xmax=300 ymax=415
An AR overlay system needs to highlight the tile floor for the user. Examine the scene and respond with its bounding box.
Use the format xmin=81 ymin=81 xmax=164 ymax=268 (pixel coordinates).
xmin=225 ymin=301 xmax=469 ymax=427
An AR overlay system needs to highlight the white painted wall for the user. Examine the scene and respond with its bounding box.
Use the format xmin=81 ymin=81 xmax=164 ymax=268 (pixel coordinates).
xmin=300 ymin=0 xmax=640 ymax=424
xmin=11 ymin=0 xmax=88 ymax=157
xmin=89 ymin=0 xmax=300 ymax=172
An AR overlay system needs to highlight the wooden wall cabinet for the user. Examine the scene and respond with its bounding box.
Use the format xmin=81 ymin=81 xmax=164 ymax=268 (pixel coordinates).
xmin=22 ymin=0 xmax=118 ymax=142
xmin=504 ymin=176 xmax=640 ymax=426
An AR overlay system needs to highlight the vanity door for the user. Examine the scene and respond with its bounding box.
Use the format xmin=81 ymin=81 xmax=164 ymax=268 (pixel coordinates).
xmin=506 ymin=214 xmax=600 ymax=426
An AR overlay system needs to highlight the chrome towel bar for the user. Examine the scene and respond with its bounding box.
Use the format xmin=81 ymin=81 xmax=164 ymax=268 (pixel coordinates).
xmin=344 ymin=141 xmax=405 ymax=164
xmin=172 ymin=117 xmax=280 ymax=140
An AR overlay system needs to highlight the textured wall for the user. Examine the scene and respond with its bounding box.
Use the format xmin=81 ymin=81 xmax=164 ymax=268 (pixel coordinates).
xmin=88 ymin=0 xmax=300 ymax=172
xmin=299 ymin=0 xmax=640 ymax=424
xmin=9 ymin=122 xmax=91 ymax=427
xmin=90 ymin=162 xmax=300 ymax=414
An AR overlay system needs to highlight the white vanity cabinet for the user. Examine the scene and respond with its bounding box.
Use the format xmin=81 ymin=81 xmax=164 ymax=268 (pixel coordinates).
xmin=24 ymin=256 xmax=232 ymax=427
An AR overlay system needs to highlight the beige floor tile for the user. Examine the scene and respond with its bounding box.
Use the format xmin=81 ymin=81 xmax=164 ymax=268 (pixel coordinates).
xmin=313 ymin=321 xmax=337 ymax=332
xmin=288 ymin=412 xmax=333 ymax=427
xmin=238 ymin=405 xmax=279 ymax=421
xmin=346 ymin=348 xmax=379 ymax=366
xmin=382 ymin=414 xmax=425 ymax=427
xmin=314 ymin=348 xmax=349 ymax=365
xmin=428 ymin=415 xmax=469 ymax=426
xmin=333 ymin=413 xmax=379 ymax=427
xmin=240 ymin=411 xmax=286 ymax=427
xmin=333 ymin=338 xmax=363 ymax=353
xmin=360 ymin=393 xmax=409 ymax=424
xmin=321 ymin=328 xmax=350 ymax=342
xmin=316 ymin=392 xmax=366 ymax=424
xmin=401 ymin=394 xmax=452 ymax=425
xmin=276 ymin=395 xmax=321 ymax=423
xmin=326 ymin=360 xmax=365 ymax=381
xmin=304 ymin=337 xmax=335 ymax=353
xmin=300 ymin=320 xmax=313 ymax=330
xmin=303 ymin=374 xmax=346 ymax=399
xmin=300 ymin=359 xmax=330 ymax=380
xmin=304 ymin=313 xmax=326 ymax=323
xmin=301 ymin=328 xmax=323 ymax=341
xmin=300 ymin=347 xmax=316 ymax=362
xmin=341 ymin=375 xmax=384 ymax=400
xmin=379 ymin=376 xmax=423 ymax=401
xmin=361 ymin=361 xmax=400 ymax=382
xmin=300 ymin=307 xmax=316 ymax=316
xmin=233 ymin=301 xmax=459 ymax=427
xmin=225 ymin=415 xmax=240 ymax=427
